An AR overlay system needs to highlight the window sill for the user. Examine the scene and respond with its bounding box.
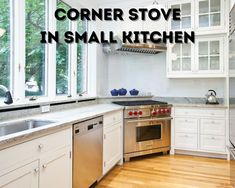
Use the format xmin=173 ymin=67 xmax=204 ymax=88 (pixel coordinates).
xmin=0 ymin=95 xmax=97 ymax=111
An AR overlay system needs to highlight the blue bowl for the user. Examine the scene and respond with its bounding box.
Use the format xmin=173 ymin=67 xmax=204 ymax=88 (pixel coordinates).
xmin=110 ymin=89 xmax=119 ymax=96
xmin=129 ymin=89 xmax=139 ymax=96
xmin=118 ymin=88 xmax=127 ymax=96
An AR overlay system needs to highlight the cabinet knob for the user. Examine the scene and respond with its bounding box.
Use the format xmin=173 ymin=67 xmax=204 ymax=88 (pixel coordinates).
xmin=42 ymin=164 xmax=47 ymax=169
xmin=34 ymin=168 xmax=39 ymax=173
xmin=38 ymin=144 xmax=44 ymax=149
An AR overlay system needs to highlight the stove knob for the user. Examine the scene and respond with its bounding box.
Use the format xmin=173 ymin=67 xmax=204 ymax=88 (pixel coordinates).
xmin=152 ymin=111 xmax=157 ymax=116
xmin=167 ymin=109 xmax=171 ymax=113
xmin=164 ymin=109 xmax=168 ymax=113
xmin=160 ymin=109 xmax=164 ymax=113
xmin=138 ymin=111 xmax=143 ymax=115
xmin=128 ymin=111 xmax=133 ymax=116
xmin=134 ymin=111 xmax=138 ymax=116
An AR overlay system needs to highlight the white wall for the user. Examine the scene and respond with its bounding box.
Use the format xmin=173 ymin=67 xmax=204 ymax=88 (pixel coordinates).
xmin=104 ymin=53 xmax=226 ymax=98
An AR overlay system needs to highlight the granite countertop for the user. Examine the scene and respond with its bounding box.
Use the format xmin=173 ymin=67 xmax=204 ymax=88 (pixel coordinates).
xmin=0 ymin=104 xmax=124 ymax=150
xmin=172 ymin=103 xmax=228 ymax=108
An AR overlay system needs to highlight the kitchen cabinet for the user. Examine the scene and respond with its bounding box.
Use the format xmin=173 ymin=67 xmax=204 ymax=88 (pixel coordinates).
xmin=195 ymin=0 xmax=227 ymax=34
xmin=0 ymin=128 xmax=72 ymax=188
xmin=168 ymin=0 xmax=194 ymax=31
xmin=0 ymin=160 xmax=39 ymax=188
xmin=167 ymin=35 xmax=226 ymax=77
xmin=172 ymin=107 xmax=228 ymax=157
xmin=103 ymin=110 xmax=123 ymax=175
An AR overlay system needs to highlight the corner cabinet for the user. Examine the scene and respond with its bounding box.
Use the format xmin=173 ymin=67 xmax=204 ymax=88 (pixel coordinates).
xmin=103 ymin=110 xmax=123 ymax=175
xmin=0 ymin=128 xmax=72 ymax=188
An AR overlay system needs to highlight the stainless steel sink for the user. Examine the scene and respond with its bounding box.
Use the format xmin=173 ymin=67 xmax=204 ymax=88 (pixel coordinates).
xmin=0 ymin=120 xmax=55 ymax=137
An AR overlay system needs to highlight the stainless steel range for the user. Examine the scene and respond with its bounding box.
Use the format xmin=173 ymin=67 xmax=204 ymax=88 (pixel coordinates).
xmin=113 ymin=100 xmax=172 ymax=161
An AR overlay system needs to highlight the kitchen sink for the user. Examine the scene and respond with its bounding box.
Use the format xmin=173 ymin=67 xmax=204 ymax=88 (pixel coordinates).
xmin=0 ymin=120 xmax=56 ymax=137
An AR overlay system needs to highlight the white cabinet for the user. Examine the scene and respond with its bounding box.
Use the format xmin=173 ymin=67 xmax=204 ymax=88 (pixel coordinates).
xmin=103 ymin=110 xmax=123 ymax=175
xmin=0 ymin=128 xmax=72 ymax=188
xmin=195 ymin=0 xmax=226 ymax=33
xmin=0 ymin=161 xmax=39 ymax=188
xmin=173 ymin=107 xmax=227 ymax=155
xmin=168 ymin=35 xmax=226 ymax=77
xmin=168 ymin=0 xmax=194 ymax=30
xmin=40 ymin=147 xmax=71 ymax=188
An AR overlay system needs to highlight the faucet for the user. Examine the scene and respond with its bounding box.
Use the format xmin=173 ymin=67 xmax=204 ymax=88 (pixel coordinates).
xmin=0 ymin=85 xmax=13 ymax=105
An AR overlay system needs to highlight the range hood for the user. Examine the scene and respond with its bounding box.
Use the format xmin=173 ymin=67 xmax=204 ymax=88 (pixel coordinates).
xmin=103 ymin=36 xmax=167 ymax=55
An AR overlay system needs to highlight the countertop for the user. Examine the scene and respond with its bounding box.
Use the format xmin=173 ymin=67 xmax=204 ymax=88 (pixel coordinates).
xmin=172 ymin=103 xmax=228 ymax=108
xmin=0 ymin=104 xmax=124 ymax=150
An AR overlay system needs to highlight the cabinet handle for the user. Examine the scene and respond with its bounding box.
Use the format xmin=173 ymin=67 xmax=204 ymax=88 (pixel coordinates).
xmin=211 ymin=137 xmax=216 ymax=140
xmin=38 ymin=144 xmax=44 ymax=149
xmin=34 ymin=168 xmax=39 ymax=173
xmin=42 ymin=164 xmax=47 ymax=169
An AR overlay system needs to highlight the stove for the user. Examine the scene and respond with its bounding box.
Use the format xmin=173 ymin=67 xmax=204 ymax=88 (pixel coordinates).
xmin=113 ymin=100 xmax=172 ymax=161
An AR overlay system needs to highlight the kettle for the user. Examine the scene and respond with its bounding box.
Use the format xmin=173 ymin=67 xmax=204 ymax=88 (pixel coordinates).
xmin=206 ymin=90 xmax=219 ymax=104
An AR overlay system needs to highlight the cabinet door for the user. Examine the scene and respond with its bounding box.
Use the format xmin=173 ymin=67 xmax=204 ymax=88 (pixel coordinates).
xmin=168 ymin=42 xmax=194 ymax=75
xmin=40 ymin=147 xmax=71 ymax=188
xmin=0 ymin=161 xmax=39 ymax=188
xmin=175 ymin=133 xmax=198 ymax=149
xmin=196 ymin=0 xmax=225 ymax=32
xmin=168 ymin=1 xmax=194 ymax=30
xmin=200 ymin=135 xmax=225 ymax=152
xmin=103 ymin=122 xmax=122 ymax=175
xmin=196 ymin=36 xmax=224 ymax=73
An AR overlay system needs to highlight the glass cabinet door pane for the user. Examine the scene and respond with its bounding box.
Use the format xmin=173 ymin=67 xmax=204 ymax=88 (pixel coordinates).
xmin=199 ymin=0 xmax=209 ymax=14
xmin=172 ymin=44 xmax=180 ymax=56
xmin=210 ymin=41 xmax=220 ymax=55
xmin=182 ymin=44 xmax=191 ymax=56
xmin=182 ymin=58 xmax=191 ymax=71
xmin=171 ymin=19 xmax=180 ymax=30
xmin=199 ymin=42 xmax=208 ymax=55
xmin=211 ymin=0 xmax=220 ymax=12
xmin=199 ymin=15 xmax=209 ymax=27
xmin=210 ymin=13 xmax=220 ymax=26
xmin=172 ymin=58 xmax=181 ymax=71
xmin=210 ymin=56 xmax=220 ymax=70
xmin=182 ymin=17 xmax=191 ymax=29
xmin=199 ymin=57 xmax=209 ymax=70
xmin=182 ymin=3 xmax=191 ymax=15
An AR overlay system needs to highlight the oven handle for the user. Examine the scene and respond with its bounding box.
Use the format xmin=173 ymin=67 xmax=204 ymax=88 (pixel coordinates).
xmin=126 ymin=117 xmax=173 ymax=123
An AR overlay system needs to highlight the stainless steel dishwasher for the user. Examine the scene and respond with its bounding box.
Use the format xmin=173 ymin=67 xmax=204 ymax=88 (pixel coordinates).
xmin=73 ymin=116 xmax=103 ymax=188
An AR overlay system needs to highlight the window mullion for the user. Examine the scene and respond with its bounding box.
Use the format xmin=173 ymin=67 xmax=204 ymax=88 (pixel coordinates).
xmin=70 ymin=21 xmax=77 ymax=98
xmin=47 ymin=0 xmax=57 ymax=99
xmin=13 ymin=0 xmax=25 ymax=101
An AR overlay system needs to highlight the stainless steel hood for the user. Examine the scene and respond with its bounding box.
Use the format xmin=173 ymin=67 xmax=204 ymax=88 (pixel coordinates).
xmin=103 ymin=36 xmax=167 ymax=55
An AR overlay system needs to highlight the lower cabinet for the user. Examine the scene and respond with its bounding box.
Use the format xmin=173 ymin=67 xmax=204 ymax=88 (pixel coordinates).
xmin=0 ymin=160 xmax=39 ymax=188
xmin=103 ymin=110 xmax=123 ymax=175
xmin=173 ymin=107 xmax=227 ymax=155
xmin=0 ymin=128 xmax=72 ymax=188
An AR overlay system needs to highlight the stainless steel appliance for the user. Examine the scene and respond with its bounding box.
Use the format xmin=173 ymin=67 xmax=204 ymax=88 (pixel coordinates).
xmin=73 ymin=116 xmax=103 ymax=188
xmin=113 ymin=100 xmax=172 ymax=161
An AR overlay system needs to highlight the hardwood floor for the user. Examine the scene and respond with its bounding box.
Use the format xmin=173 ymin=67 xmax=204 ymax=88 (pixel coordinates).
xmin=97 ymin=154 xmax=235 ymax=188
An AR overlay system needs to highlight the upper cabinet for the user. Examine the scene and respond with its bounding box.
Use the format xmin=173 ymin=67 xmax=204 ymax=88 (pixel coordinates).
xmin=195 ymin=0 xmax=226 ymax=34
xmin=169 ymin=1 xmax=194 ymax=30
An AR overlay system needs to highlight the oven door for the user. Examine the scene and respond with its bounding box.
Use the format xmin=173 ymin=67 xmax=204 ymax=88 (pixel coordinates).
xmin=124 ymin=118 xmax=171 ymax=154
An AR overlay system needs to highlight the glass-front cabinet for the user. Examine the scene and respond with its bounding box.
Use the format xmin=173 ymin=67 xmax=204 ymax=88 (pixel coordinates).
xmin=196 ymin=0 xmax=226 ymax=33
xmin=168 ymin=43 xmax=194 ymax=76
xmin=169 ymin=1 xmax=194 ymax=30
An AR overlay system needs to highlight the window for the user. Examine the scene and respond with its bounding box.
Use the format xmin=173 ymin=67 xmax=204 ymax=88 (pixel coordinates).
xmin=77 ymin=20 xmax=87 ymax=94
xmin=0 ymin=0 xmax=11 ymax=97
xmin=25 ymin=0 xmax=46 ymax=96
xmin=56 ymin=0 xmax=70 ymax=95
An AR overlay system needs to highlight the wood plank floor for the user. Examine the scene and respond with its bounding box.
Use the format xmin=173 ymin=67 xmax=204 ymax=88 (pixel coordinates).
xmin=97 ymin=154 xmax=235 ymax=188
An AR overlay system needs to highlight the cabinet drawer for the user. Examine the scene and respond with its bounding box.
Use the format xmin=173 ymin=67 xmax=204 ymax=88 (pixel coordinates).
xmin=175 ymin=108 xmax=226 ymax=118
xmin=200 ymin=135 xmax=225 ymax=152
xmin=175 ymin=133 xmax=198 ymax=149
xmin=175 ymin=118 xmax=198 ymax=133
xmin=0 ymin=128 xmax=71 ymax=171
xmin=200 ymin=119 xmax=225 ymax=136
xmin=104 ymin=110 xmax=123 ymax=128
